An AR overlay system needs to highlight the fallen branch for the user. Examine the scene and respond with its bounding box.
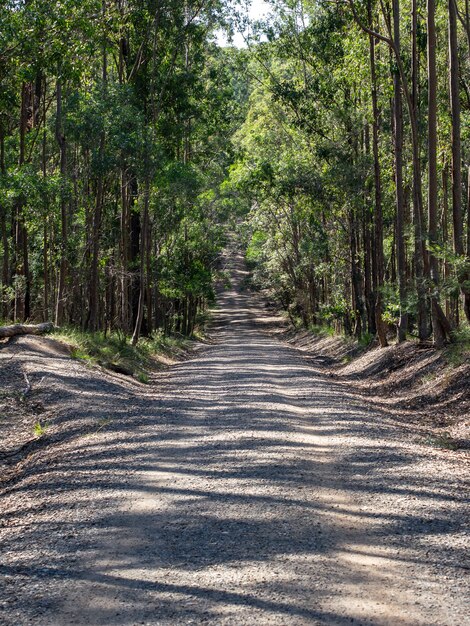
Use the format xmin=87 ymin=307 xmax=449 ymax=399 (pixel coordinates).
xmin=0 ymin=322 xmax=54 ymax=339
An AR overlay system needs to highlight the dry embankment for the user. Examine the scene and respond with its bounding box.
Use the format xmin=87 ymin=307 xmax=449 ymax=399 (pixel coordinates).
xmin=276 ymin=325 xmax=470 ymax=449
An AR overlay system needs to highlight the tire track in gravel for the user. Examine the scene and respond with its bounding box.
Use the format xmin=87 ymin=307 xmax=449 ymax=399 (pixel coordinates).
xmin=1 ymin=249 xmax=469 ymax=626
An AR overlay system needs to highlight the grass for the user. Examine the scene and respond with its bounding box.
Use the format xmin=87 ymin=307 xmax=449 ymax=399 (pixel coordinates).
xmin=52 ymin=326 xmax=196 ymax=381
xmin=420 ymin=372 xmax=437 ymax=386
xmin=136 ymin=372 xmax=149 ymax=384
xmin=422 ymin=431 xmax=459 ymax=451
xmin=446 ymin=323 xmax=470 ymax=367
xmin=33 ymin=421 xmax=48 ymax=437
xmin=358 ymin=332 xmax=375 ymax=348
xmin=309 ymin=324 xmax=336 ymax=338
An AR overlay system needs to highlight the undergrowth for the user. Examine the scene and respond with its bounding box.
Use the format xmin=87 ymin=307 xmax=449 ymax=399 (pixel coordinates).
xmin=52 ymin=327 xmax=196 ymax=381
xmin=446 ymin=324 xmax=470 ymax=367
xmin=33 ymin=421 xmax=48 ymax=437
xmin=309 ymin=324 xmax=336 ymax=338
xmin=422 ymin=431 xmax=459 ymax=451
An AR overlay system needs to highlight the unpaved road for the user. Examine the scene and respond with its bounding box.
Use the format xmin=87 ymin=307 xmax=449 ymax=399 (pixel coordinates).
xmin=1 ymin=251 xmax=469 ymax=626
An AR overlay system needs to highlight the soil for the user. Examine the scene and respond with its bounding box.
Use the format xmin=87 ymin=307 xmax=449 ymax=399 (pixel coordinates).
xmin=277 ymin=324 xmax=469 ymax=448
xmin=0 ymin=248 xmax=469 ymax=625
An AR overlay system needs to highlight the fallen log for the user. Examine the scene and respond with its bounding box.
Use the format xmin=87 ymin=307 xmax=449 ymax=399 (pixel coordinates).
xmin=0 ymin=322 xmax=54 ymax=339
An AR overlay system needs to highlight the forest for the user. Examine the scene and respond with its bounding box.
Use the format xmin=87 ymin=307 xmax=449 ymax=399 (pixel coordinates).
xmin=1 ymin=2 xmax=470 ymax=624
xmin=1 ymin=0 xmax=469 ymax=347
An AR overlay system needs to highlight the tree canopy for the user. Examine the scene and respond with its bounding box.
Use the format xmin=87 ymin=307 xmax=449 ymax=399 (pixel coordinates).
xmin=1 ymin=0 xmax=469 ymax=347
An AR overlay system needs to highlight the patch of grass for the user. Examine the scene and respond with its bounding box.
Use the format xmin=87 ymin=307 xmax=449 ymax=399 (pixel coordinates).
xmin=309 ymin=324 xmax=336 ymax=337
xmin=95 ymin=417 xmax=112 ymax=432
xmin=33 ymin=421 xmax=48 ymax=437
xmin=420 ymin=372 xmax=436 ymax=386
xmin=240 ymin=274 xmax=256 ymax=292
xmin=422 ymin=431 xmax=459 ymax=450
xmin=136 ymin=372 xmax=149 ymax=384
xmin=358 ymin=332 xmax=375 ymax=348
xmin=217 ymin=270 xmax=232 ymax=290
xmin=52 ymin=326 xmax=195 ymax=381
xmin=192 ymin=311 xmax=211 ymax=338
xmin=446 ymin=324 xmax=470 ymax=367
xmin=70 ymin=347 xmax=94 ymax=362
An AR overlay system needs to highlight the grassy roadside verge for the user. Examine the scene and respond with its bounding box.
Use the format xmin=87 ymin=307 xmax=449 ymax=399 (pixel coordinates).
xmin=51 ymin=327 xmax=205 ymax=383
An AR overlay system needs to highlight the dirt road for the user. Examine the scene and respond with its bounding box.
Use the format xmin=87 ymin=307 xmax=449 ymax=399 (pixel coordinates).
xmin=1 ymin=251 xmax=469 ymax=625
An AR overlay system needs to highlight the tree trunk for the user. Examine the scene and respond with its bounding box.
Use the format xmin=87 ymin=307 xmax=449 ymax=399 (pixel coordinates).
xmin=350 ymin=210 xmax=365 ymax=338
xmin=449 ymin=0 xmax=470 ymax=321
xmin=0 ymin=322 xmax=54 ymax=338
xmin=55 ymin=78 xmax=68 ymax=327
xmin=0 ymin=120 xmax=9 ymax=320
xmin=428 ymin=0 xmax=450 ymax=346
xmin=87 ymin=19 xmax=107 ymax=332
xmin=368 ymin=1 xmax=388 ymax=348
xmin=393 ymin=0 xmax=408 ymax=342
xmin=120 ymin=169 xmax=130 ymax=333
xmin=14 ymin=82 xmax=31 ymax=321
xmin=411 ymin=0 xmax=429 ymax=340
xmin=131 ymin=178 xmax=150 ymax=346
xmin=42 ymin=76 xmax=49 ymax=322
xmin=87 ymin=176 xmax=104 ymax=331
xmin=145 ymin=213 xmax=153 ymax=335
xmin=466 ymin=166 xmax=470 ymax=321
xmin=442 ymin=165 xmax=450 ymax=317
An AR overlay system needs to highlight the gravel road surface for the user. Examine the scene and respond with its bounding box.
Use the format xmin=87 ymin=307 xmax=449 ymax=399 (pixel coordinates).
xmin=1 ymin=251 xmax=469 ymax=626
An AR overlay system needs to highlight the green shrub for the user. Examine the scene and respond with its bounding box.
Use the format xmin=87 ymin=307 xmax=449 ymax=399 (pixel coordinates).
xmin=446 ymin=324 xmax=470 ymax=367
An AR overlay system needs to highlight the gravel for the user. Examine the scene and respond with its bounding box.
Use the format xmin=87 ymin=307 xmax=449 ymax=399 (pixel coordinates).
xmin=0 ymin=251 xmax=469 ymax=626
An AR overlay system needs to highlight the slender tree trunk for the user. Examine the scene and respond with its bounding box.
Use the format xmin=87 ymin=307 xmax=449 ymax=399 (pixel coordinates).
xmin=120 ymin=169 xmax=130 ymax=333
xmin=14 ymin=83 xmax=31 ymax=321
xmin=393 ymin=0 xmax=408 ymax=342
xmin=87 ymin=36 xmax=107 ymax=332
xmin=363 ymin=203 xmax=374 ymax=335
xmin=466 ymin=166 xmax=470 ymax=320
xmin=428 ymin=0 xmax=451 ymax=346
xmin=131 ymin=178 xmax=150 ymax=346
xmin=411 ymin=0 xmax=429 ymax=340
xmin=145 ymin=214 xmax=153 ymax=334
xmin=42 ymin=78 xmax=49 ymax=321
xmin=55 ymin=78 xmax=67 ymax=326
xmin=369 ymin=47 xmax=388 ymax=346
xmin=88 ymin=176 xmax=104 ymax=331
xmin=0 ymin=121 xmax=9 ymax=320
xmin=442 ymin=164 xmax=452 ymax=320
xmin=449 ymin=0 xmax=470 ymax=321
xmin=449 ymin=0 xmax=463 ymax=253
xmin=350 ymin=210 xmax=365 ymax=338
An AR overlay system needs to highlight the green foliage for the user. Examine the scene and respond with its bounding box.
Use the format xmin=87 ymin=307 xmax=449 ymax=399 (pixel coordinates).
xmin=358 ymin=332 xmax=375 ymax=348
xmin=136 ymin=372 xmax=149 ymax=384
xmin=446 ymin=324 xmax=470 ymax=367
xmin=33 ymin=421 xmax=48 ymax=437
xmin=1 ymin=0 xmax=469 ymax=352
xmin=53 ymin=326 xmax=196 ymax=380
xmin=0 ymin=0 xmax=249 ymax=337
xmin=309 ymin=324 xmax=336 ymax=338
xmin=246 ymin=231 xmax=268 ymax=267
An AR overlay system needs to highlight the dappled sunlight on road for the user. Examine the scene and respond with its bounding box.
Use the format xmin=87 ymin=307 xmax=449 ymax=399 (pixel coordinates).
xmin=1 ymin=249 xmax=468 ymax=625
